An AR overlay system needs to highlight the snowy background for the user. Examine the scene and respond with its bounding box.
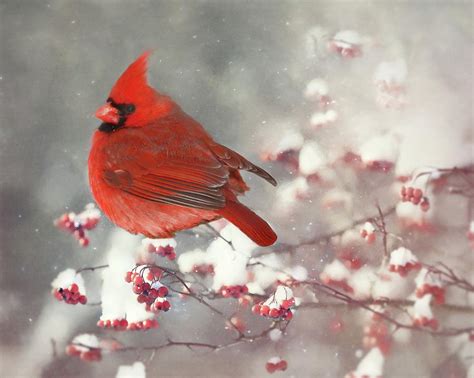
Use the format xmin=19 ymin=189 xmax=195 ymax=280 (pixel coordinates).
xmin=1 ymin=1 xmax=473 ymax=377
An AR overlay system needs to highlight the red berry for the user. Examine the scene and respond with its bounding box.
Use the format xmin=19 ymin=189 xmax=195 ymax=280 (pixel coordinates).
xmin=79 ymin=237 xmax=89 ymax=247
xmin=281 ymin=298 xmax=295 ymax=309
xmin=411 ymin=196 xmax=421 ymax=205
xmin=266 ymin=363 xmax=276 ymax=374
xmin=162 ymin=301 xmax=171 ymax=311
xmin=420 ymin=197 xmax=430 ymax=212
xmin=278 ymin=360 xmax=288 ymax=371
xmin=125 ymin=271 xmax=133 ymax=283
xmin=78 ymin=295 xmax=87 ymax=305
xmin=133 ymin=276 xmax=144 ymax=285
xmin=157 ymin=286 xmax=169 ymax=297
xmin=66 ymin=345 xmax=80 ymax=356
xmin=260 ymin=305 xmax=270 ymax=316
xmin=252 ymin=304 xmax=262 ymax=314
xmin=269 ymin=308 xmax=280 ymax=318
xmin=120 ymin=319 xmax=128 ymax=328
xmin=413 ymin=188 xmax=423 ymax=199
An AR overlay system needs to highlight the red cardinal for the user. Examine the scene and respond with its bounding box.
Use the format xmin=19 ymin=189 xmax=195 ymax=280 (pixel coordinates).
xmin=88 ymin=52 xmax=277 ymax=246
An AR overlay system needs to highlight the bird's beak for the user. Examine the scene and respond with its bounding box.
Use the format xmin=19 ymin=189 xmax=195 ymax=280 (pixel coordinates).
xmin=95 ymin=103 xmax=120 ymax=124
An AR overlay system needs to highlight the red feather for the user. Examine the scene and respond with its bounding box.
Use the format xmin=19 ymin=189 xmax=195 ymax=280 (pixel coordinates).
xmin=89 ymin=52 xmax=277 ymax=246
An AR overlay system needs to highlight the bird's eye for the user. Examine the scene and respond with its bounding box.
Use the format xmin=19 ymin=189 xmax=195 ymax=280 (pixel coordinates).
xmin=124 ymin=104 xmax=135 ymax=114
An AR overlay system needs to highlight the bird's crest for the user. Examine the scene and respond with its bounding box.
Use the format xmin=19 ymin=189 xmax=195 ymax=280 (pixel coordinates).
xmin=109 ymin=51 xmax=158 ymax=105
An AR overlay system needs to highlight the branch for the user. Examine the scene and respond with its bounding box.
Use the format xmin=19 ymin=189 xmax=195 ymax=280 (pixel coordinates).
xmin=259 ymin=204 xmax=397 ymax=256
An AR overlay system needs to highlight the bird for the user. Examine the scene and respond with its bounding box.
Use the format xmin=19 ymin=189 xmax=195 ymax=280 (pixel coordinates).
xmin=88 ymin=51 xmax=277 ymax=247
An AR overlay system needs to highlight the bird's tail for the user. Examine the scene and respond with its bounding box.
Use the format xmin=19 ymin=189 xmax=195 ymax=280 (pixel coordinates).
xmin=219 ymin=201 xmax=277 ymax=247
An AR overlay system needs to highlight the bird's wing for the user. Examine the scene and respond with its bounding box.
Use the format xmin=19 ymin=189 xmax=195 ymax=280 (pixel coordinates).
xmin=102 ymin=136 xmax=229 ymax=210
xmin=209 ymin=143 xmax=277 ymax=186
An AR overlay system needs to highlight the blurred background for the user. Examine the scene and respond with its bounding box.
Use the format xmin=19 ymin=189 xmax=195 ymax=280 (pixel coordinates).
xmin=0 ymin=1 xmax=472 ymax=377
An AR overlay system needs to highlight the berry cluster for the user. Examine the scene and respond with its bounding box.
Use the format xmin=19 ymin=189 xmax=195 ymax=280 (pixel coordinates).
xmin=388 ymin=247 xmax=421 ymax=277
xmin=125 ymin=270 xmax=171 ymax=314
xmin=97 ymin=318 xmax=129 ymax=331
xmin=98 ymin=318 xmax=160 ymax=331
xmin=54 ymin=203 xmax=101 ymax=247
xmin=388 ymin=261 xmax=421 ymax=276
xmin=362 ymin=317 xmax=392 ymax=355
xmin=265 ymin=357 xmax=288 ymax=374
xmin=338 ymin=249 xmax=364 ymax=270
xmin=400 ymin=186 xmax=430 ymax=212
xmin=328 ymin=39 xmax=362 ymax=58
xmin=321 ymin=276 xmax=354 ymax=293
xmin=147 ymin=243 xmax=176 ymax=261
xmin=252 ymin=286 xmax=295 ymax=321
xmin=220 ymin=285 xmax=248 ymax=298
xmin=52 ymin=283 xmax=87 ymax=305
xmin=192 ymin=264 xmax=215 ymax=276
xmin=360 ymin=222 xmax=376 ymax=244
xmin=252 ymin=299 xmax=294 ymax=320
xmin=416 ymin=284 xmax=445 ymax=305
xmin=413 ymin=295 xmax=438 ymax=330
xmin=261 ymin=149 xmax=300 ymax=172
xmin=66 ymin=345 xmax=101 ymax=362
xmin=413 ymin=316 xmax=438 ymax=330
xmin=127 ymin=319 xmax=159 ymax=331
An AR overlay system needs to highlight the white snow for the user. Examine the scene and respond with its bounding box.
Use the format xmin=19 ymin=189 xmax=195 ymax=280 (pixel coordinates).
xmin=333 ymin=30 xmax=362 ymax=46
xmin=305 ymin=78 xmax=329 ymax=99
xmin=299 ymin=141 xmax=327 ymax=175
xmin=415 ymin=268 xmax=442 ymax=288
xmin=116 ymin=362 xmax=146 ymax=378
xmin=361 ymin=222 xmax=375 ymax=234
xmin=142 ymin=237 xmax=176 ymax=249
xmin=76 ymin=203 xmax=101 ymax=223
xmin=273 ymin=130 xmax=305 ymax=155
xmin=72 ymin=334 xmax=99 ymax=351
xmin=100 ymin=230 xmax=153 ymax=323
xmin=273 ymin=285 xmax=294 ymax=304
xmin=396 ymin=201 xmax=433 ymax=224
xmin=309 ymin=110 xmax=338 ymax=128
xmin=269 ymin=328 xmax=283 ymax=342
xmin=51 ymin=269 xmax=86 ymax=294
xmin=351 ymin=348 xmax=384 ymax=378
xmin=322 ymin=259 xmax=351 ymax=281
xmin=178 ymin=223 xmax=256 ymax=291
xmin=358 ymin=134 xmax=399 ymax=165
xmin=374 ymin=60 xmax=407 ymax=86
xmin=413 ymin=294 xmax=434 ymax=319
xmin=349 ymin=266 xmax=377 ymax=300
xmin=389 ymin=247 xmax=418 ymax=267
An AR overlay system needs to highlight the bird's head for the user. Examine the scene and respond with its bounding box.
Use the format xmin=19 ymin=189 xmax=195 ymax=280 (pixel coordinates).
xmin=95 ymin=51 xmax=175 ymax=132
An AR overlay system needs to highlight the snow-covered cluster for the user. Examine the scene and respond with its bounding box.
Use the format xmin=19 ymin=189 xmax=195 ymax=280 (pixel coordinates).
xmin=137 ymin=237 xmax=177 ymax=263
xmin=99 ymin=231 xmax=157 ymax=331
xmin=51 ymin=269 xmax=87 ymax=305
xmin=265 ymin=357 xmax=288 ymax=374
xmin=66 ymin=334 xmax=101 ymax=362
xmin=388 ymin=247 xmax=421 ymax=277
xmin=252 ymin=285 xmax=296 ymax=320
xmin=54 ymin=203 xmax=101 ymax=247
